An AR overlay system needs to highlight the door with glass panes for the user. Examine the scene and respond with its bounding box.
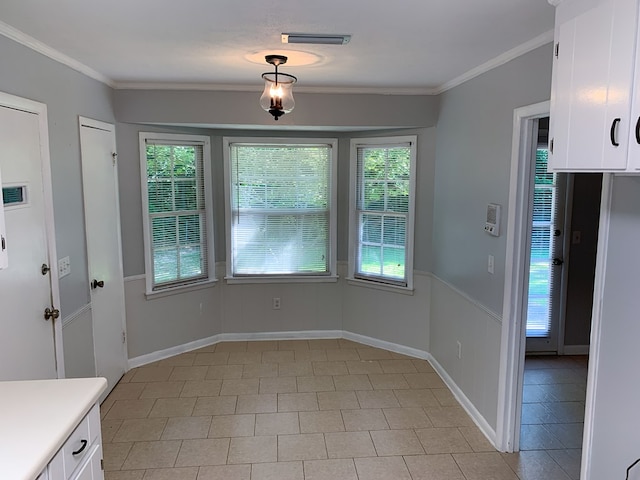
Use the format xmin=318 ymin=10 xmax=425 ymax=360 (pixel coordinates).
xmin=525 ymin=117 xmax=568 ymax=353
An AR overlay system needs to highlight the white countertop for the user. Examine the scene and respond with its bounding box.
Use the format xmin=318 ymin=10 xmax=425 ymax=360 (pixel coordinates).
xmin=0 ymin=377 xmax=107 ymax=480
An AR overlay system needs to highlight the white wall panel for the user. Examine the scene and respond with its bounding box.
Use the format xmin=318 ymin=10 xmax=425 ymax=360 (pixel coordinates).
xmin=430 ymin=275 xmax=501 ymax=430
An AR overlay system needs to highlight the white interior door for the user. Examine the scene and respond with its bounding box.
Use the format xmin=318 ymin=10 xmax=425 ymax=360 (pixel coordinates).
xmin=0 ymin=98 xmax=61 ymax=380
xmin=79 ymin=118 xmax=127 ymax=395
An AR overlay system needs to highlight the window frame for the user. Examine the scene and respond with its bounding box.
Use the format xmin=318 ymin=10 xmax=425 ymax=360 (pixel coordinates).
xmin=348 ymin=135 xmax=417 ymax=291
xmin=139 ymin=132 xmax=216 ymax=296
xmin=223 ymin=137 xmax=338 ymax=283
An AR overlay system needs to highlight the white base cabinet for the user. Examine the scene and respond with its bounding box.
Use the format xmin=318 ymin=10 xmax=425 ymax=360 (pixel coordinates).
xmin=0 ymin=378 xmax=107 ymax=480
xmin=39 ymin=404 xmax=103 ymax=480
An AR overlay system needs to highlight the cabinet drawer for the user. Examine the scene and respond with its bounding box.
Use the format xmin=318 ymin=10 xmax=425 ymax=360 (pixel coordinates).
xmin=61 ymin=404 xmax=100 ymax=477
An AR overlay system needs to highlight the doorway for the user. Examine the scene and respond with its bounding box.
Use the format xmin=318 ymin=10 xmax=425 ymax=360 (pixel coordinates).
xmin=497 ymin=102 xmax=601 ymax=462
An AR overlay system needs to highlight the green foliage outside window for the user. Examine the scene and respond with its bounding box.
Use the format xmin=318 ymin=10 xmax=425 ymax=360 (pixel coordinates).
xmin=146 ymin=144 xmax=205 ymax=286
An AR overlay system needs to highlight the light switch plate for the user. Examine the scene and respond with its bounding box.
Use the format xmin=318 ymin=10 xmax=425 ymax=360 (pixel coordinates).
xmin=58 ymin=256 xmax=70 ymax=278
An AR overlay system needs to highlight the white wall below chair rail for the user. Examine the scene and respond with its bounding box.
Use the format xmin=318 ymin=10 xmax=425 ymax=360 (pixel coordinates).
xmin=429 ymin=274 xmax=503 ymax=432
xmin=61 ymin=303 xmax=96 ymax=378
xmin=123 ymin=263 xmax=431 ymax=360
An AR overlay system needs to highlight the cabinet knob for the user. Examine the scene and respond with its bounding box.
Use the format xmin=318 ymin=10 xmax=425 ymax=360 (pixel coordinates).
xmin=635 ymin=117 xmax=640 ymax=144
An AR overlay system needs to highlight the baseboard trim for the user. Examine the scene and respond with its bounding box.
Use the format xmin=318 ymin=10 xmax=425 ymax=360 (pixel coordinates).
xmin=342 ymin=331 xmax=430 ymax=361
xmin=562 ymin=344 xmax=590 ymax=355
xmin=128 ymin=330 xmax=343 ymax=369
xmin=427 ymin=353 xmax=498 ymax=447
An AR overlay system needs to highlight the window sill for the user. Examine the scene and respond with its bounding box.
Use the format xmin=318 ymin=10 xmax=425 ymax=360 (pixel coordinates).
xmin=346 ymin=277 xmax=414 ymax=295
xmin=225 ymin=275 xmax=339 ymax=285
xmin=145 ymin=278 xmax=218 ymax=300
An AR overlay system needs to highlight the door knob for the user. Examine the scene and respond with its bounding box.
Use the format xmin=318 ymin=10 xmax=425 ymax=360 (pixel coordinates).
xmin=552 ymin=258 xmax=564 ymax=266
xmin=44 ymin=307 xmax=60 ymax=321
xmin=91 ymin=279 xmax=104 ymax=289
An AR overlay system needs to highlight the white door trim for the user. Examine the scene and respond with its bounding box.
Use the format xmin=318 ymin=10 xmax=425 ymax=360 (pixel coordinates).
xmin=496 ymin=100 xmax=549 ymax=452
xmin=580 ymin=172 xmax=612 ymax=479
xmin=0 ymin=91 xmax=63 ymax=377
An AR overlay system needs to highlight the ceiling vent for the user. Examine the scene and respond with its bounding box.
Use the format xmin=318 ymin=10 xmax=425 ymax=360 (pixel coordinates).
xmin=281 ymin=33 xmax=351 ymax=45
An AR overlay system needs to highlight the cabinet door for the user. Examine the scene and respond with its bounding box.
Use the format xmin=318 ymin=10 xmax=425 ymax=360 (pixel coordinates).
xmin=549 ymin=0 xmax=638 ymax=171
xmin=628 ymin=13 xmax=640 ymax=170
xmin=71 ymin=445 xmax=102 ymax=480
xmin=0 ymin=165 xmax=7 ymax=270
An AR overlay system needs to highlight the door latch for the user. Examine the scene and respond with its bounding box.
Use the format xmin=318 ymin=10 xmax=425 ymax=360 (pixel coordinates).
xmin=41 ymin=263 xmax=50 ymax=275
xmin=44 ymin=307 xmax=60 ymax=321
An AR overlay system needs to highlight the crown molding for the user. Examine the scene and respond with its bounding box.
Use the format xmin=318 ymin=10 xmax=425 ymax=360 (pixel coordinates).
xmin=0 ymin=20 xmax=114 ymax=87
xmin=433 ymin=29 xmax=554 ymax=95
xmin=0 ymin=19 xmax=552 ymax=98
xmin=113 ymin=81 xmax=438 ymax=96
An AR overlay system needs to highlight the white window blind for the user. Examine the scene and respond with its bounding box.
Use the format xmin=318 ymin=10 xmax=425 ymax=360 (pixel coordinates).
xmin=228 ymin=142 xmax=333 ymax=277
xmin=143 ymin=138 xmax=210 ymax=290
xmin=354 ymin=142 xmax=413 ymax=286
xmin=526 ymin=148 xmax=557 ymax=338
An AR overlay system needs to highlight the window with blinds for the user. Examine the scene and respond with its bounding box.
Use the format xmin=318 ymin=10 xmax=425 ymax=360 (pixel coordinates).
xmin=526 ymin=148 xmax=556 ymax=337
xmin=140 ymin=133 xmax=213 ymax=292
xmin=225 ymin=139 xmax=337 ymax=278
xmin=350 ymin=137 xmax=416 ymax=288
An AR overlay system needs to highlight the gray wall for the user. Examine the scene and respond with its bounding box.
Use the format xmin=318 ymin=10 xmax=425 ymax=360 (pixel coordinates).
xmin=432 ymin=43 xmax=554 ymax=314
xmin=429 ymin=44 xmax=553 ymax=431
xmin=113 ymin=87 xmax=440 ymax=278
xmin=588 ymin=175 xmax=640 ymax=478
xmin=564 ymin=173 xmax=602 ymax=347
xmin=0 ymin=35 xmax=115 ymax=316
xmin=114 ymin=90 xmax=439 ymax=131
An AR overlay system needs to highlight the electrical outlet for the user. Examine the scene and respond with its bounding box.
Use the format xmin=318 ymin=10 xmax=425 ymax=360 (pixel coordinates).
xmin=273 ymin=297 xmax=281 ymax=310
xmin=488 ymin=255 xmax=494 ymax=274
xmin=457 ymin=341 xmax=462 ymax=359
xmin=58 ymin=256 xmax=71 ymax=278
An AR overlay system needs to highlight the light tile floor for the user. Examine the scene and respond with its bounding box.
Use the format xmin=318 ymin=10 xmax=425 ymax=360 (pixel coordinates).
xmin=518 ymin=354 xmax=588 ymax=479
xmin=100 ymin=340 xmax=584 ymax=480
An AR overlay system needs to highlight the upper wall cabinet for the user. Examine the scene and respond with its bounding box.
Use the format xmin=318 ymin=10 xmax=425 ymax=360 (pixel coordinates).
xmin=0 ymin=166 xmax=7 ymax=270
xmin=549 ymin=0 xmax=640 ymax=172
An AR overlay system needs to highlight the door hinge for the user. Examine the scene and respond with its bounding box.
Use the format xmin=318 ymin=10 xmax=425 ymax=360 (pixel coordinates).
xmin=555 ymin=42 xmax=559 ymax=58
xmin=550 ymin=138 xmax=554 ymax=154
xmin=112 ymin=152 xmax=118 ymax=166
xmin=1 ymin=235 xmax=5 ymax=251
xmin=100 ymin=458 xmax=104 ymax=470
xmin=122 ymin=331 xmax=126 ymax=344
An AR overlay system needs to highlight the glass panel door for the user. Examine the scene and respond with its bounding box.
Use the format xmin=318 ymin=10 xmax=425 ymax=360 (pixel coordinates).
xmin=526 ymin=118 xmax=568 ymax=353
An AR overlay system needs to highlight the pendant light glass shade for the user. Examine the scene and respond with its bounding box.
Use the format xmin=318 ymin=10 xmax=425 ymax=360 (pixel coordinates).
xmin=260 ymin=55 xmax=297 ymax=120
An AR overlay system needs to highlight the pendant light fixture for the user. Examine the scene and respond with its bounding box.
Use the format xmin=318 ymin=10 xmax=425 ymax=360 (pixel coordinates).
xmin=260 ymin=55 xmax=297 ymax=121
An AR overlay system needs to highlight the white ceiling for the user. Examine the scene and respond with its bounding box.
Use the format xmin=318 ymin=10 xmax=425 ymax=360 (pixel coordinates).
xmin=0 ymin=0 xmax=555 ymax=94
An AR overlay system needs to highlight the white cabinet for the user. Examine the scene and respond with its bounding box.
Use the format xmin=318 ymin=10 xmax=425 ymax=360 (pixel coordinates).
xmin=0 ymin=165 xmax=7 ymax=269
xmin=41 ymin=403 xmax=104 ymax=480
xmin=0 ymin=378 xmax=107 ymax=480
xmin=549 ymin=0 xmax=640 ymax=171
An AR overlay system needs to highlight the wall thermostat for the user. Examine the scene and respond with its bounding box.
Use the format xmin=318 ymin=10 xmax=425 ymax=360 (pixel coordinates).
xmin=484 ymin=203 xmax=501 ymax=237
